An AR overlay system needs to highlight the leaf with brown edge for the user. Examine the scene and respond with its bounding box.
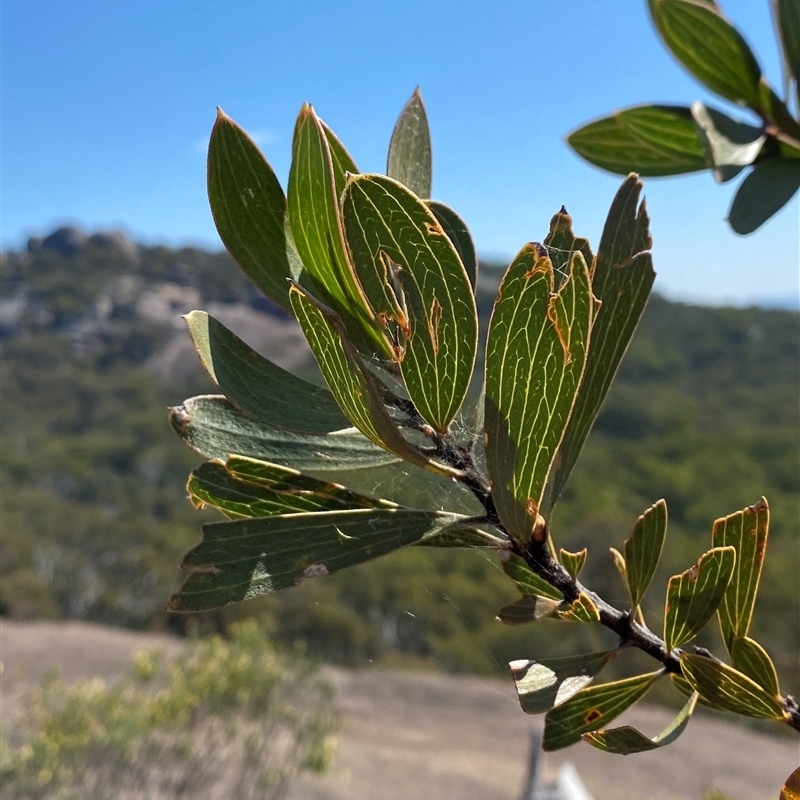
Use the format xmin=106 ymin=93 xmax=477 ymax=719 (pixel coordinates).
xmin=729 ymin=635 xmax=780 ymax=697
xmin=545 ymin=176 xmax=655 ymax=515
xmin=781 ymin=766 xmax=800 ymax=800
xmin=287 ymin=105 xmax=389 ymax=356
xmin=583 ymin=691 xmax=697 ymax=754
xmin=543 ymin=207 xmax=594 ymax=291
xmin=712 ymin=497 xmax=769 ymax=649
xmin=556 ymin=593 xmax=601 ymax=623
xmin=509 ymin=650 xmax=616 ymax=715
xmin=664 ymin=546 xmax=735 ymax=651
xmin=485 ymin=246 xmax=593 ymax=541
xmin=543 ymin=672 xmax=660 ymax=750
xmin=560 ymin=548 xmax=587 ymax=579
xmin=501 ymin=553 xmax=563 ymax=601
xmin=188 ymin=457 xmax=397 ymax=519
xmin=497 ymin=595 xmax=563 ymax=625
xmin=387 ymin=87 xmax=432 ymax=199
xmin=288 ymin=284 xmax=453 ymax=476
xmin=341 ymin=173 xmax=478 ymax=431
xmin=680 ymin=653 xmax=786 ymax=719
xmin=625 ymin=499 xmax=667 ymax=610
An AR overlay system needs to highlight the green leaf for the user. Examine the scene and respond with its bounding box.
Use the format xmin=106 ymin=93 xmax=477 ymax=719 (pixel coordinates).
xmin=670 ymin=672 xmax=730 ymax=711
xmin=509 ymin=651 xmax=616 ymax=714
xmin=546 ymin=176 xmax=655 ymax=513
xmin=543 ymin=207 xmax=594 ymax=290
xmin=559 ymin=548 xmax=587 ymax=579
xmin=289 ymin=285 xmax=449 ymax=474
xmin=287 ymin=105 xmax=388 ymax=356
xmin=624 ymin=499 xmax=668 ymax=609
xmin=691 ymin=102 xmax=766 ymax=182
xmin=168 ymin=509 xmax=464 ymax=611
xmin=773 ymin=0 xmax=800 ymax=90
xmin=188 ymin=456 xmax=396 ymax=519
xmin=184 ymin=311 xmax=349 ymax=434
xmin=664 ymin=546 xmax=736 ymax=651
xmin=780 ymin=765 xmax=800 ymax=800
xmin=543 ymin=672 xmax=660 ymax=750
xmin=648 ymin=0 xmax=763 ymax=109
xmin=387 ymin=88 xmax=432 ymax=199
xmin=501 ymin=554 xmax=563 ymax=601
xmin=497 ymin=594 xmax=563 ymax=624
xmin=418 ymin=523 xmax=508 ymax=549
xmin=341 ymin=174 xmax=478 ymax=431
xmin=169 ymin=395 xmax=399 ymax=471
xmin=556 ymin=593 xmax=601 ymax=623
xmin=567 ymin=105 xmax=708 ymax=176
xmin=757 ymin=78 xmax=800 ymax=139
xmin=712 ymin=497 xmax=770 ymax=649
xmin=485 ymin=246 xmax=593 ymax=541
xmin=583 ymin=692 xmax=697 ymax=753
xmin=427 ymin=200 xmax=478 ymax=290
xmin=680 ymin=653 xmax=786 ymax=719
xmin=728 ymin=156 xmax=800 ymax=234
xmin=729 ymin=636 xmax=780 ymax=697
xmin=206 ymin=109 xmax=295 ymax=314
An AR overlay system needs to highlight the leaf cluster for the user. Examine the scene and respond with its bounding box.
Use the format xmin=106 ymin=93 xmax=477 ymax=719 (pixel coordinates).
xmin=567 ymin=0 xmax=800 ymax=233
xmin=168 ymin=87 xmax=800 ymax=767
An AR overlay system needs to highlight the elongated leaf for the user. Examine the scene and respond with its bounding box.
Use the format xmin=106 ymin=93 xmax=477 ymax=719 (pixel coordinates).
xmin=287 ymin=106 xmax=388 ymax=356
xmin=648 ymin=0 xmax=763 ymax=109
xmin=781 ymin=766 xmax=800 ymax=800
xmin=497 ymin=594 xmax=563 ymax=624
xmin=547 ymin=176 xmax=655 ymax=513
xmin=289 ymin=285 xmax=448 ymax=473
xmin=560 ymin=548 xmax=587 ymax=579
xmin=625 ymin=499 xmax=668 ymax=609
xmin=185 ymin=311 xmax=349 ymax=434
xmin=188 ymin=457 xmax=396 ymax=519
xmin=169 ymin=395 xmax=398 ymax=471
xmin=556 ymin=593 xmax=601 ymax=623
xmin=168 ymin=509 xmax=464 ymax=611
xmin=509 ymin=651 xmax=616 ymax=715
xmin=427 ymin=200 xmax=478 ymax=289
xmin=502 ymin=554 xmax=563 ymax=601
xmin=387 ymin=88 xmax=432 ymax=199
xmin=342 ymin=174 xmax=478 ymax=431
xmin=567 ymin=105 xmax=707 ymax=176
xmin=728 ymin=156 xmax=800 ymax=234
xmin=543 ymin=208 xmax=594 ymax=291
xmin=691 ymin=102 xmax=766 ymax=182
xmin=207 ymin=109 xmax=295 ymax=314
xmin=712 ymin=497 xmax=769 ymax=648
xmin=419 ymin=523 xmax=508 ymax=549
xmin=680 ymin=653 xmax=786 ymax=718
xmin=730 ymin=635 xmax=780 ymax=696
xmin=670 ymin=672 xmax=730 ymax=711
xmin=485 ymin=247 xmax=593 ymax=540
xmin=543 ymin=672 xmax=660 ymax=750
xmin=664 ymin=546 xmax=735 ymax=650
xmin=583 ymin=692 xmax=697 ymax=753
xmin=757 ymin=78 xmax=800 ymax=139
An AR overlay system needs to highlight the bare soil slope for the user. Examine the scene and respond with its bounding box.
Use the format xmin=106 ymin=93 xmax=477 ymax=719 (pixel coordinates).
xmin=1 ymin=620 xmax=796 ymax=800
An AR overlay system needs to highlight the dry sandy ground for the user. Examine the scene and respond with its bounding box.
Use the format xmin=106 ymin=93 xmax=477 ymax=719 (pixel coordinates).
xmin=1 ymin=619 xmax=797 ymax=800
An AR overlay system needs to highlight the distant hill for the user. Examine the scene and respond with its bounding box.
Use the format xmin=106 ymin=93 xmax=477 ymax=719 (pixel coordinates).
xmin=1 ymin=228 xmax=797 ymax=693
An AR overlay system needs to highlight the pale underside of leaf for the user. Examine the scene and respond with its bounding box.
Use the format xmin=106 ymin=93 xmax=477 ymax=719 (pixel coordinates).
xmin=169 ymin=395 xmax=398 ymax=472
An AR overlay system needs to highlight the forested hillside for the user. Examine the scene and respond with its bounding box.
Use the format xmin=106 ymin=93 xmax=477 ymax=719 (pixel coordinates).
xmin=1 ymin=229 xmax=797 ymax=692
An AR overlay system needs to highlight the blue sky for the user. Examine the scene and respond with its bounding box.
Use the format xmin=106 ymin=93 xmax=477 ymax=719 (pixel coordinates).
xmin=3 ymin=0 xmax=798 ymax=305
